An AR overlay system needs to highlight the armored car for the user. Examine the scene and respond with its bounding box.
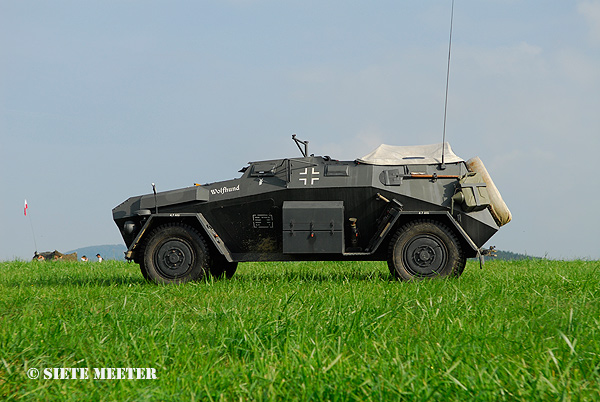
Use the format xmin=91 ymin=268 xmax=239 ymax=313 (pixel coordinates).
xmin=113 ymin=138 xmax=511 ymax=284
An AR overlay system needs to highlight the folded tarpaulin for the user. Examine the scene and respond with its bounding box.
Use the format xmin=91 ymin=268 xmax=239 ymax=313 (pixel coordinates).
xmin=356 ymin=142 xmax=463 ymax=165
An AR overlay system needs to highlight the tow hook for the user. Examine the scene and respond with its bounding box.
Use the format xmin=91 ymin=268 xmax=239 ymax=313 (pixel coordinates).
xmin=477 ymin=246 xmax=497 ymax=269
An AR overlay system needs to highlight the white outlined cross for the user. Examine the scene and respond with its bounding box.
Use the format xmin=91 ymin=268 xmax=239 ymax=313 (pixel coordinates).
xmin=299 ymin=167 xmax=320 ymax=185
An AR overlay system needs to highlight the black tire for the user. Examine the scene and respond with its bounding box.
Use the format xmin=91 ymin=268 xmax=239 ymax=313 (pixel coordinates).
xmin=388 ymin=220 xmax=465 ymax=281
xmin=135 ymin=250 xmax=151 ymax=281
xmin=132 ymin=247 xmax=148 ymax=280
xmin=139 ymin=261 xmax=149 ymax=281
xmin=142 ymin=223 xmax=210 ymax=284
xmin=209 ymin=252 xmax=238 ymax=279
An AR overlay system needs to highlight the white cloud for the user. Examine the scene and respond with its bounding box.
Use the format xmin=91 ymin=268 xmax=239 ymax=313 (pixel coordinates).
xmin=578 ymin=0 xmax=600 ymax=44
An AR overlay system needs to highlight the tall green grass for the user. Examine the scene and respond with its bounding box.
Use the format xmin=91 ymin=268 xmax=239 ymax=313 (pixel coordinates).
xmin=1 ymin=259 xmax=599 ymax=401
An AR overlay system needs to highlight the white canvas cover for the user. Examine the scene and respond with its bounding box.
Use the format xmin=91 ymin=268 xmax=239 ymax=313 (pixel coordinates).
xmin=356 ymin=142 xmax=463 ymax=165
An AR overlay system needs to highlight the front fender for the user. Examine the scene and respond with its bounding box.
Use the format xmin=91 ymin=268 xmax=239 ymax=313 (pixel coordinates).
xmin=125 ymin=213 xmax=233 ymax=262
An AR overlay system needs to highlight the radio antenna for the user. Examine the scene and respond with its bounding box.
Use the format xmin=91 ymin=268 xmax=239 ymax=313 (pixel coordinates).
xmin=441 ymin=0 xmax=455 ymax=170
xmin=152 ymin=183 xmax=158 ymax=214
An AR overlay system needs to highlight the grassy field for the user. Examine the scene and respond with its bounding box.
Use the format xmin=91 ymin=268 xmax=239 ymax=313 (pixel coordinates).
xmin=1 ymin=259 xmax=599 ymax=401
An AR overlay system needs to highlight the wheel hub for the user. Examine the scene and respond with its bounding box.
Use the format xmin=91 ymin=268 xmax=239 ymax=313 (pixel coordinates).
xmin=165 ymin=248 xmax=185 ymax=268
xmin=155 ymin=239 xmax=194 ymax=278
xmin=403 ymin=234 xmax=448 ymax=277
xmin=415 ymin=246 xmax=435 ymax=266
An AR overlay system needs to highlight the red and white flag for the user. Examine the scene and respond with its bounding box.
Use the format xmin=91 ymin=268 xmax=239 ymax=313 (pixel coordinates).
xmin=24 ymin=199 xmax=28 ymax=216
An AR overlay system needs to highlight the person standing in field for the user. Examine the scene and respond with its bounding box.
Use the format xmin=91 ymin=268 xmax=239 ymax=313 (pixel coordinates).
xmin=96 ymin=253 xmax=103 ymax=262
xmin=81 ymin=255 xmax=88 ymax=262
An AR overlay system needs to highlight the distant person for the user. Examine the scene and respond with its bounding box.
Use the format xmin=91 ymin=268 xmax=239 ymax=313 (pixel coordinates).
xmin=81 ymin=255 xmax=88 ymax=262
xmin=96 ymin=253 xmax=103 ymax=262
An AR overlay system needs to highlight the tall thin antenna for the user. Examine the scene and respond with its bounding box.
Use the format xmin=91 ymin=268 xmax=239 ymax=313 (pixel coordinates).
xmin=441 ymin=0 xmax=455 ymax=170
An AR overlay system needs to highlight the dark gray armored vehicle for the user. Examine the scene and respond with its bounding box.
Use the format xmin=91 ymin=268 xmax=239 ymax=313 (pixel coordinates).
xmin=113 ymin=137 xmax=511 ymax=284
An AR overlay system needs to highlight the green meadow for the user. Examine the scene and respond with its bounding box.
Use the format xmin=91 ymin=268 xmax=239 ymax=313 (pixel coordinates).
xmin=1 ymin=259 xmax=599 ymax=401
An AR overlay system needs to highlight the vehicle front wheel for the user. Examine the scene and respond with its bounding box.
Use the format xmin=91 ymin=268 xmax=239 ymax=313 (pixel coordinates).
xmin=209 ymin=252 xmax=238 ymax=279
xmin=388 ymin=220 xmax=465 ymax=281
xmin=142 ymin=223 xmax=210 ymax=284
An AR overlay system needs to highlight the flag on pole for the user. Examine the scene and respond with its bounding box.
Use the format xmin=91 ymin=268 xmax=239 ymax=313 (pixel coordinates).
xmin=24 ymin=199 xmax=28 ymax=216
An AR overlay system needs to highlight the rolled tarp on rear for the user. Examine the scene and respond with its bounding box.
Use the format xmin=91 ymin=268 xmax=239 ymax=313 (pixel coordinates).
xmin=466 ymin=157 xmax=512 ymax=227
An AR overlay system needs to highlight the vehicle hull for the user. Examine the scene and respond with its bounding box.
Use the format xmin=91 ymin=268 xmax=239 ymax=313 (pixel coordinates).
xmin=113 ymin=156 xmax=500 ymax=263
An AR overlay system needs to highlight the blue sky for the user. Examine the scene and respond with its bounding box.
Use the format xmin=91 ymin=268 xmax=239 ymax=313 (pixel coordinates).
xmin=1 ymin=1 xmax=599 ymax=260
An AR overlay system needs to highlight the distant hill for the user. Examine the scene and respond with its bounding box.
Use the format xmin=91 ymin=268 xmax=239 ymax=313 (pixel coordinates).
xmin=67 ymin=244 xmax=127 ymax=261
xmin=489 ymin=250 xmax=539 ymax=260
xmin=469 ymin=249 xmax=539 ymax=261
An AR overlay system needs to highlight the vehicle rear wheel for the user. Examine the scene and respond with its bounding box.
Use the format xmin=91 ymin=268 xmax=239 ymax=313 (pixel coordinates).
xmin=388 ymin=220 xmax=465 ymax=280
xmin=209 ymin=253 xmax=238 ymax=279
xmin=142 ymin=223 xmax=210 ymax=284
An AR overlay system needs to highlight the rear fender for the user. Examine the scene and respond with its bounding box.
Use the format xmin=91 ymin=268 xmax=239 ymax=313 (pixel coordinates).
xmin=389 ymin=211 xmax=479 ymax=258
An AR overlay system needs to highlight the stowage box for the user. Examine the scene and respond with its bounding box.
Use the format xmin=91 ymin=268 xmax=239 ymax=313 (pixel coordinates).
xmin=458 ymin=172 xmax=491 ymax=212
xmin=282 ymin=201 xmax=344 ymax=254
